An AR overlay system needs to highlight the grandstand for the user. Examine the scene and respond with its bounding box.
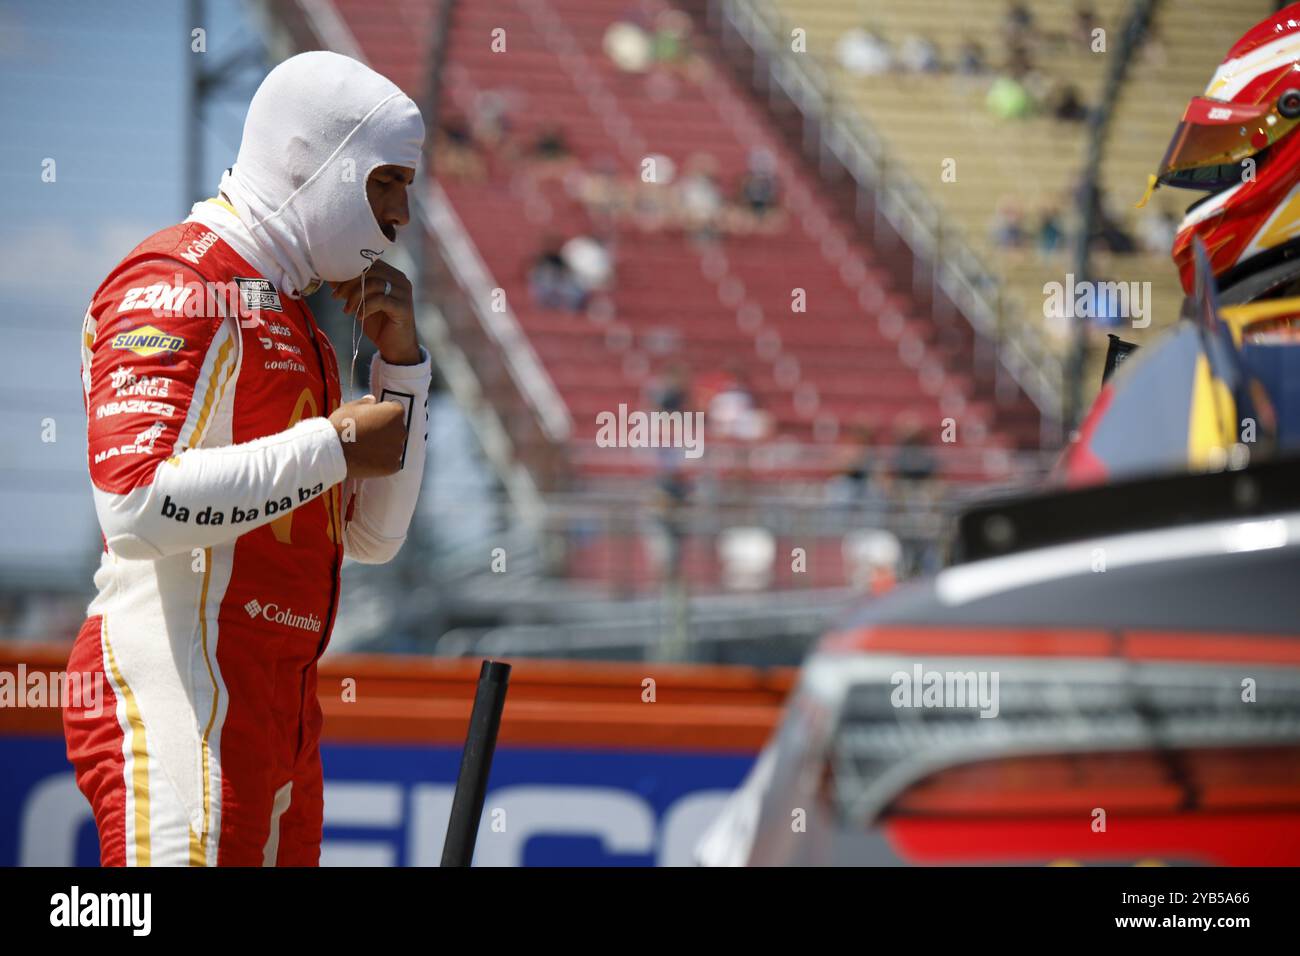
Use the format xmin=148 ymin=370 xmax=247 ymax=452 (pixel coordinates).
xmin=765 ymin=0 xmax=1269 ymax=388
xmin=0 ymin=0 xmax=1237 ymax=652
xmin=323 ymin=0 xmax=1047 ymax=480
xmin=229 ymin=0 xmax=1250 ymax=650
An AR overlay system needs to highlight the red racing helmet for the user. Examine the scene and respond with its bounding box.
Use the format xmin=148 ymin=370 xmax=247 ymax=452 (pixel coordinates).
xmin=1147 ymin=4 xmax=1300 ymax=295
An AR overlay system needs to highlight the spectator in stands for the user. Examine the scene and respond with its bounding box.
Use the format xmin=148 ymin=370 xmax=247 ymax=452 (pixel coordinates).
xmin=471 ymin=89 xmax=513 ymax=153
xmin=647 ymin=363 xmax=695 ymax=526
xmin=1051 ymin=83 xmax=1089 ymax=123
xmin=635 ymin=11 xmax=700 ymax=102
xmin=1072 ymin=4 xmax=1100 ymax=47
xmin=836 ymin=27 xmax=893 ymax=77
xmin=650 ymin=362 xmax=692 ymax=416
xmin=435 ymin=114 xmax=485 ymax=180
xmin=989 ymin=197 xmax=1027 ymax=249
xmin=1094 ymin=220 xmax=1136 ymax=254
xmin=561 ymin=234 xmax=614 ymax=298
xmin=529 ymin=235 xmax=587 ymax=312
xmin=1004 ymin=2 xmax=1036 ymax=44
xmin=887 ymin=414 xmax=942 ymax=575
xmin=1005 ymin=41 xmax=1036 ymax=80
xmin=676 ymin=153 xmax=725 ymax=236
xmin=986 ymin=69 xmax=1035 ymax=119
xmin=1138 ymin=20 xmax=1167 ymax=69
xmin=702 ymin=362 xmax=770 ymax=442
xmin=604 ymin=17 xmax=655 ymax=73
xmin=891 ymin=416 xmax=938 ymax=484
xmin=828 ymin=423 xmax=887 ymax=510
xmin=898 ymin=34 xmax=943 ymax=74
xmin=526 ymin=124 xmax=576 ymax=181
xmin=731 ymin=148 xmax=786 ymax=234
xmin=956 ymin=38 xmax=989 ymax=75
xmin=631 ymin=172 xmax=676 ymax=232
xmin=1036 ymin=206 xmax=1065 ymax=258
xmin=652 ymin=10 xmax=695 ymax=69
xmin=1086 ymin=188 xmax=1137 ymax=254
xmin=1138 ymin=207 xmax=1179 ymax=255
xmin=569 ymin=157 xmax=628 ymax=230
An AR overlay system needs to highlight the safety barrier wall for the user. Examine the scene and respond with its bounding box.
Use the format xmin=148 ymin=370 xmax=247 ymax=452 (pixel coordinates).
xmin=0 ymin=643 xmax=792 ymax=866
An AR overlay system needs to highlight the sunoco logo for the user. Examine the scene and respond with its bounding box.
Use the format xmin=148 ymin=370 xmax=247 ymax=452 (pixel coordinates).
xmin=243 ymin=598 xmax=321 ymax=633
xmin=111 ymin=326 xmax=185 ymax=357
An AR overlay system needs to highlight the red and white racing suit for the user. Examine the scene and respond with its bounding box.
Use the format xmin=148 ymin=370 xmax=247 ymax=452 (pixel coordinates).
xmin=63 ymin=199 xmax=431 ymax=865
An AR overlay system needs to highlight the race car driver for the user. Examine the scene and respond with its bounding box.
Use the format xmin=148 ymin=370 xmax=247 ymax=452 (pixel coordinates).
xmin=1151 ymin=1 xmax=1300 ymax=306
xmin=1062 ymin=2 xmax=1300 ymax=482
xmin=62 ymin=51 xmax=431 ymax=865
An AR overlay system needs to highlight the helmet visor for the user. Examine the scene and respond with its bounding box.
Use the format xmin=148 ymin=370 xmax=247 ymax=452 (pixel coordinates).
xmin=1157 ymin=97 xmax=1299 ymax=189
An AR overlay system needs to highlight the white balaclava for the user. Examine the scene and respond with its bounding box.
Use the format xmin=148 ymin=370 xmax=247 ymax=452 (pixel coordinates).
xmin=220 ymin=51 xmax=425 ymax=296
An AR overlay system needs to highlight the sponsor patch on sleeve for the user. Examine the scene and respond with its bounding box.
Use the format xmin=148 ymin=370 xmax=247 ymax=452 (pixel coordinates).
xmin=110 ymin=325 xmax=186 ymax=357
xmin=234 ymin=277 xmax=284 ymax=313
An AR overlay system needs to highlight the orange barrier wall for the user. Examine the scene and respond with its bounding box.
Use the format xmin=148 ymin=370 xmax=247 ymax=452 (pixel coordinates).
xmin=0 ymin=643 xmax=796 ymax=750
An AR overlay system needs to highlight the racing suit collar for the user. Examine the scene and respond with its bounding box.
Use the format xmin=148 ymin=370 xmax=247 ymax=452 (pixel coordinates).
xmin=184 ymin=195 xmax=318 ymax=297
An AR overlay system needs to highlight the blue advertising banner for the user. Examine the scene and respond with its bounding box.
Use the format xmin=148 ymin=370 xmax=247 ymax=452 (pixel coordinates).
xmin=1 ymin=735 xmax=752 ymax=866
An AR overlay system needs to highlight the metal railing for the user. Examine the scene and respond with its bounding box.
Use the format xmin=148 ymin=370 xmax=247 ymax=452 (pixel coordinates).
xmin=423 ymin=183 xmax=573 ymax=447
xmin=415 ymin=475 xmax=1036 ymax=603
xmin=288 ymin=0 xmax=573 ymax=514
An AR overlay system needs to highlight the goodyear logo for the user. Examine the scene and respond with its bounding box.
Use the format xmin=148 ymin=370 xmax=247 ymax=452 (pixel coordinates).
xmin=111 ymin=326 xmax=185 ymax=357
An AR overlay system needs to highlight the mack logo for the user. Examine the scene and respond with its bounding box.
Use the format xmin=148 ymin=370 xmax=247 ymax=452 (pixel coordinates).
xmin=110 ymin=326 xmax=185 ymax=357
xmin=234 ymin=276 xmax=284 ymax=313
xmin=179 ymin=230 xmax=219 ymax=265
xmin=94 ymin=420 xmax=166 ymax=464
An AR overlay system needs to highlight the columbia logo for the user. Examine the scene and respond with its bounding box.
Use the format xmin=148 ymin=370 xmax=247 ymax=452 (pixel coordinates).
xmin=243 ymin=599 xmax=262 ymax=618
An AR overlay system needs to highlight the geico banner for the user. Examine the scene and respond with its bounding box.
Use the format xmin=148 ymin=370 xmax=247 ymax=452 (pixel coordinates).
xmin=1 ymin=736 xmax=752 ymax=867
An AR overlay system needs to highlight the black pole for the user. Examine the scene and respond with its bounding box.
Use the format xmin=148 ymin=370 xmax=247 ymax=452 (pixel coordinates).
xmin=441 ymin=659 xmax=511 ymax=866
xmin=1064 ymin=0 xmax=1157 ymax=433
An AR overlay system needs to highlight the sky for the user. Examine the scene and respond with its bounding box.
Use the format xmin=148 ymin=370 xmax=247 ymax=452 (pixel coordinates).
xmin=0 ymin=0 xmax=276 ymax=587
xmin=0 ymin=0 xmax=491 ymax=601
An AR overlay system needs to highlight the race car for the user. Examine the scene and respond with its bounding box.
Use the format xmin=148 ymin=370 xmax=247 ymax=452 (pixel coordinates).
xmin=696 ymin=453 xmax=1300 ymax=865
xmin=698 ymin=223 xmax=1300 ymax=866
